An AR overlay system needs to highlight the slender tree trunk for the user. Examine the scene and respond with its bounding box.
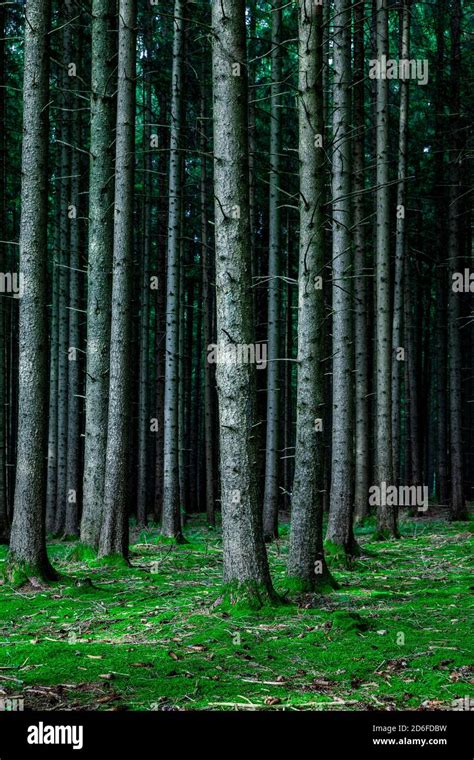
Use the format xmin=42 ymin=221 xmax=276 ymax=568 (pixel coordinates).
xmin=162 ymin=0 xmax=185 ymax=540
xmin=391 ymin=0 xmax=410 ymax=488
xmin=353 ymin=0 xmax=369 ymax=523
xmin=98 ymin=0 xmax=137 ymax=559
xmin=136 ymin=23 xmax=153 ymax=528
xmin=65 ymin=24 xmax=82 ymax=538
xmin=0 ymin=4 xmax=8 ymax=544
xmin=211 ymin=0 xmax=275 ymax=604
xmin=7 ymin=0 xmax=56 ymax=579
xmin=374 ymin=0 xmax=397 ymax=538
xmin=55 ymin=1 xmax=73 ymax=535
xmin=326 ymin=0 xmax=356 ymax=557
xmin=263 ymin=1 xmax=282 ymax=541
xmin=287 ymin=0 xmax=335 ymax=591
xmin=447 ymin=0 xmax=467 ymax=520
xmin=200 ymin=84 xmax=216 ymax=527
xmin=81 ymin=0 xmax=115 ymax=548
xmin=46 ymin=202 xmax=59 ymax=533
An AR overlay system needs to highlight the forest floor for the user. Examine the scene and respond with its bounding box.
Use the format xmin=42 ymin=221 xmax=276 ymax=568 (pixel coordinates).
xmin=0 ymin=513 xmax=472 ymax=711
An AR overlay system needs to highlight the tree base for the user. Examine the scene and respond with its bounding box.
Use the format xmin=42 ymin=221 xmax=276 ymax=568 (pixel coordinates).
xmin=219 ymin=580 xmax=281 ymax=612
xmin=284 ymin=569 xmax=339 ymax=596
xmin=324 ymin=539 xmax=363 ymax=568
xmin=373 ymin=528 xmax=400 ymax=541
xmin=67 ymin=543 xmax=98 ymax=562
xmin=3 ymin=556 xmax=58 ymax=586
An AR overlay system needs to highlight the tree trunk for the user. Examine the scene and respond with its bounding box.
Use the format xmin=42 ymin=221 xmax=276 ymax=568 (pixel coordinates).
xmin=136 ymin=21 xmax=153 ymax=528
xmin=54 ymin=1 xmax=73 ymax=536
xmin=162 ymin=0 xmax=185 ymax=540
xmin=98 ymin=0 xmax=137 ymax=559
xmin=287 ymin=0 xmax=335 ymax=591
xmin=263 ymin=1 xmax=282 ymax=542
xmin=447 ymin=0 xmax=467 ymax=521
xmin=391 ymin=0 xmax=410 ymax=489
xmin=65 ymin=21 xmax=82 ymax=538
xmin=81 ymin=0 xmax=115 ymax=548
xmin=353 ymin=0 xmax=369 ymax=523
xmin=0 ymin=4 xmax=8 ymax=543
xmin=326 ymin=0 xmax=356 ymax=557
xmin=200 ymin=81 xmax=216 ymax=527
xmin=7 ymin=0 xmax=56 ymax=580
xmin=374 ymin=0 xmax=397 ymax=538
xmin=211 ymin=0 xmax=275 ymax=605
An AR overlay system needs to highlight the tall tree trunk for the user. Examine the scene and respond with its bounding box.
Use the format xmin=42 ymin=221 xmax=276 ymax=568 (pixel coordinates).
xmin=211 ymin=0 xmax=275 ymax=605
xmin=287 ymin=0 xmax=335 ymax=591
xmin=391 ymin=0 xmax=410 ymax=488
xmin=200 ymin=82 xmax=216 ymax=527
xmin=46 ymin=198 xmax=59 ymax=532
xmin=162 ymin=0 xmax=185 ymax=540
xmin=98 ymin=0 xmax=137 ymax=559
xmin=447 ymin=0 xmax=467 ymax=520
xmin=54 ymin=1 xmax=73 ymax=535
xmin=81 ymin=0 xmax=115 ymax=548
xmin=7 ymin=0 xmax=56 ymax=579
xmin=263 ymin=1 xmax=282 ymax=542
xmin=65 ymin=23 xmax=82 ymax=538
xmin=136 ymin=22 xmax=153 ymax=528
xmin=326 ymin=0 xmax=356 ymax=557
xmin=0 ymin=4 xmax=8 ymax=543
xmin=353 ymin=0 xmax=369 ymax=523
xmin=374 ymin=0 xmax=397 ymax=538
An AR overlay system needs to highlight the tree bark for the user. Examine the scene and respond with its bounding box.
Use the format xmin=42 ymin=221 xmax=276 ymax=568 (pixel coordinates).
xmin=326 ymin=0 xmax=356 ymax=557
xmin=98 ymin=0 xmax=137 ymax=559
xmin=7 ymin=0 xmax=56 ymax=579
xmin=81 ymin=0 xmax=116 ymax=548
xmin=162 ymin=0 xmax=185 ymax=540
xmin=263 ymin=1 xmax=282 ymax=542
xmin=447 ymin=0 xmax=467 ymax=520
xmin=0 ymin=4 xmax=8 ymax=544
xmin=287 ymin=0 xmax=335 ymax=591
xmin=374 ymin=0 xmax=397 ymax=538
xmin=353 ymin=0 xmax=369 ymax=523
xmin=211 ymin=0 xmax=275 ymax=605
xmin=54 ymin=1 xmax=73 ymax=536
xmin=65 ymin=20 xmax=82 ymax=538
xmin=391 ymin=0 xmax=410 ymax=489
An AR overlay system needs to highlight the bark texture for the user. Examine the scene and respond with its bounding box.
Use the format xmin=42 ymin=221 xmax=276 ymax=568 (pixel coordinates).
xmin=211 ymin=0 xmax=274 ymax=604
xmin=99 ymin=0 xmax=136 ymax=558
xmin=8 ymin=0 xmax=56 ymax=578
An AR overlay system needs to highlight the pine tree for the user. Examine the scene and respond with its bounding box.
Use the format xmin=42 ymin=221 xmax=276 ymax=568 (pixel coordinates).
xmin=211 ymin=0 xmax=275 ymax=604
xmin=7 ymin=0 xmax=56 ymax=580
xmin=81 ymin=0 xmax=116 ymax=548
xmin=99 ymin=0 xmax=137 ymax=559
xmin=287 ymin=0 xmax=335 ymax=591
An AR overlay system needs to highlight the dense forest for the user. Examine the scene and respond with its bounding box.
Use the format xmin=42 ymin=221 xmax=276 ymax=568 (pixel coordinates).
xmin=0 ymin=0 xmax=472 ymax=716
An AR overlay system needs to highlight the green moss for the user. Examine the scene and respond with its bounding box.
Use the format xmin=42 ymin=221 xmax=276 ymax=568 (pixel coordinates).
xmin=0 ymin=515 xmax=471 ymax=710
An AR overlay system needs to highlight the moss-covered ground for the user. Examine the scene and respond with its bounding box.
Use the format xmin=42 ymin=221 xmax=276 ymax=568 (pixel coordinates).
xmin=0 ymin=514 xmax=472 ymax=711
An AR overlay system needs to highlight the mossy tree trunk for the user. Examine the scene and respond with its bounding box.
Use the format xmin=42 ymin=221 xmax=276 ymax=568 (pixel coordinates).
xmin=211 ymin=0 xmax=275 ymax=605
xmin=287 ymin=0 xmax=335 ymax=592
